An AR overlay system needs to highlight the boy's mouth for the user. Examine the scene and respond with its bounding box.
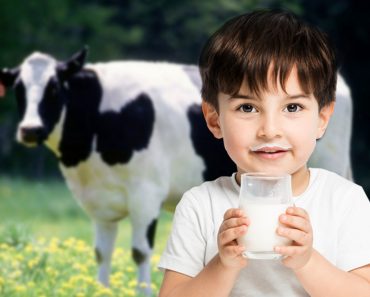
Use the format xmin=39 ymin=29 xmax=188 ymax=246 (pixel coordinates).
xmin=250 ymin=143 xmax=292 ymax=159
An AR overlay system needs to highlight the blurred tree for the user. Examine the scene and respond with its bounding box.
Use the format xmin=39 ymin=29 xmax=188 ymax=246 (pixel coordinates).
xmin=298 ymin=0 xmax=370 ymax=189
xmin=1 ymin=0 xmax=369 ymax=194
xmin=0 ymin=0 xmax=127 ymax=177
xmin=0 ymin=0 xmax=296 ymax=178
xmin=95 ymin=0 xmax=289 ymax=63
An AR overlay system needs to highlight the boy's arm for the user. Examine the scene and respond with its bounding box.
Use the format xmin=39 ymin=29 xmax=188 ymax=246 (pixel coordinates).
xmin=276 ymin=206 xmax=370 ymax=296
xmin=295 ymin=250 xmax=370 ymax=297
xmin=159 ymin=209 xmax=249 ymax=297
xmin=159 ymin=254 xmax=240 ymax=297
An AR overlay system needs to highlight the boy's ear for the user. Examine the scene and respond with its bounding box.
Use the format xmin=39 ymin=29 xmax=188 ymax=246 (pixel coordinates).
xmin=317 ymin=101 xmax=335 ymax=139
xmin=202 ymin=101 xmax=223 ymax=139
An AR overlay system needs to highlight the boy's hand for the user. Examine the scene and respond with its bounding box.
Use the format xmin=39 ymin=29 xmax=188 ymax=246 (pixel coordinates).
xmin=275 ymin=206 xmax=313 ymax=271
xmin=217 ymin=208 xmax=249 ymax=270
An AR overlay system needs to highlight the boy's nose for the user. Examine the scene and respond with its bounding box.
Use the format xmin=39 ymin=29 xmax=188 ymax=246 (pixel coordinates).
xmin=257 ymin=114 xmax=282 ymax=139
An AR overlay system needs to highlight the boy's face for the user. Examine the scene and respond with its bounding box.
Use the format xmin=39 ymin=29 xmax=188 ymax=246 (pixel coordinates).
xmin=203 ymin=67 xmax=334 ymax=192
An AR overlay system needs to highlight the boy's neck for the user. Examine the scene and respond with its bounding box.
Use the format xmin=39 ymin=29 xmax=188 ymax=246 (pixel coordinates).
xmin=291 ymin=166 xmax=310 ymax=196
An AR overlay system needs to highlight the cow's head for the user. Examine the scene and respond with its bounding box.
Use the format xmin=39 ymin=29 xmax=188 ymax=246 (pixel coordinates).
xmin=0 ymin=47 xmax=88 ymax=147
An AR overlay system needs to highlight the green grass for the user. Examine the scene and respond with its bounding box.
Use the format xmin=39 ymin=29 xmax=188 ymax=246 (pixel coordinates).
xmin=0 ymin=176 xmax=174 ymax=296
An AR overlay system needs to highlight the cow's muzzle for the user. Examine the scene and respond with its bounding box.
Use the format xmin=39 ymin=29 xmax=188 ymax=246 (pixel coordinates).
xmin=18 ymin=126 xmax=45 ymax=146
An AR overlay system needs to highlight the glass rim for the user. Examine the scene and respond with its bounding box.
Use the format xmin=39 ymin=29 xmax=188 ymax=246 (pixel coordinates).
xmin=241 ymin=172 xmax=290 ymax=180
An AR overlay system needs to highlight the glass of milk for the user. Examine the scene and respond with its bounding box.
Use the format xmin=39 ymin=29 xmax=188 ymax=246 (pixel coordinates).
xmin=237 ymin=173 xmax=293 ymax=260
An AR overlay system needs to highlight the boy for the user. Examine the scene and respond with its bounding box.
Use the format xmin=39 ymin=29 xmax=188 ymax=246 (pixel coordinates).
xmin=158 ymin=10 xmax=370 ymax=297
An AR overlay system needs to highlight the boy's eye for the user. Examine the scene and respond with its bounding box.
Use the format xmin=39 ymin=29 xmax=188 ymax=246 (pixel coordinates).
xmin=285 ymin=104 xmax=302 ymax=112
xmin=238 ymin=104 xmax=256 ymax=113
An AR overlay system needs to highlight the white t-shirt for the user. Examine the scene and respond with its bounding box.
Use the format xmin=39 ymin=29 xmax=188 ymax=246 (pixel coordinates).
xmin=158 ymin=168 xmax=370 ymax=297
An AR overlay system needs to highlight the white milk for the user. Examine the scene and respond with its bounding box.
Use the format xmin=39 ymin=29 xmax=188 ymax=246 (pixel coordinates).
xmin=238 ymin=202 xmax=292 ymax=259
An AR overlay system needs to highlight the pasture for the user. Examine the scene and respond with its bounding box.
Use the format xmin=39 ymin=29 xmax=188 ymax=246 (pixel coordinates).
xmin=0 ymin=176 xmax=173 ymax=296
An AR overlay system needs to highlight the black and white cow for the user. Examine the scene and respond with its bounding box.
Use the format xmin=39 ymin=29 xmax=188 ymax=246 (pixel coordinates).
xmin=0 ymin=48 xmax=352 ymax=294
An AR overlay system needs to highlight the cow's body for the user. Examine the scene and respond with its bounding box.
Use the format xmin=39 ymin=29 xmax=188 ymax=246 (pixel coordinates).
xmin=0 ymin=49 xmax=352 ymax=295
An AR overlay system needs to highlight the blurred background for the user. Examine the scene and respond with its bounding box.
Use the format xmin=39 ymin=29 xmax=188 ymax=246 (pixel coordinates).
xmin=0 ymin=0 xmax=369 ymax=194
xmin=1 ymin=0 xmax=370 ymax=195
xmin=0 ymin=1 xmax=369 ymax=294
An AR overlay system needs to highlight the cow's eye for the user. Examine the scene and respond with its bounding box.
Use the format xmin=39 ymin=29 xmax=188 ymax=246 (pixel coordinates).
xmin=45 ymin=81 xmax=58 ymax=98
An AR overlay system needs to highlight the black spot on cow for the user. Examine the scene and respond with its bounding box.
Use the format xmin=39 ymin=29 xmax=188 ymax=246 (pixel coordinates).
xmin=132 ymin=247 xmax=146 ymax=265
xmin=146 ymin=218 xmax=157 ymax=249
xmin=38 ymin=77 xmax=66 ymax=143
xmin=94 ymin=247 xmax=103 ymax=264
xmin=14 ymin=81 xmax=26 ymax=119
xmin=59 ymin=70 xmax=102 ymax=167
xmin=187 ymin=103 xmax=235 ymax=180
xmin=96 ymin=93 xmax=155 ymax=165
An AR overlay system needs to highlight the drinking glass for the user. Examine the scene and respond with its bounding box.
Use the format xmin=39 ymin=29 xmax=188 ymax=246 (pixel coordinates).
xmin=237 ymin=173 xmax=293 ymax=260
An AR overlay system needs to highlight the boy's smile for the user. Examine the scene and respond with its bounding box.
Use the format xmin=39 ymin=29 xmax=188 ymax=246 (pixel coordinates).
xmin=250 ymin=143 xmax=292 ymax=160
xmin=203 ymin=67 xmax=334 ymax=195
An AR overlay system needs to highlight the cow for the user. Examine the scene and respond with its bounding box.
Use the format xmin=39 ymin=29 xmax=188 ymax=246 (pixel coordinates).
xmin=0 ymin=48 xmax=352 ymax=295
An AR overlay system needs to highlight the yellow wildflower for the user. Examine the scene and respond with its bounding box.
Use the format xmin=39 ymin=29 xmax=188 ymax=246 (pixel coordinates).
xmin=126 ymin=266 xmax=135 ymax=273
xmin=28 ymin=258 xmax=39 ymax=269
xmin=25 ymin=244 xmax=33 ymax=253
xmin=128 ymin=279 xmax=137 ymax=288
xmin=15 ymin=285 xmax=26 ymax=292
xmin=37 ymin=237 xmax=46 ymax=245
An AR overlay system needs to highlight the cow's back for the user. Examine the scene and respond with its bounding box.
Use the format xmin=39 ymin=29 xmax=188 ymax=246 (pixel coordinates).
xmin=309 ymin=75 xmax=352 ymax=178
xmin=83 ymin=61 xmax=227 ymax=206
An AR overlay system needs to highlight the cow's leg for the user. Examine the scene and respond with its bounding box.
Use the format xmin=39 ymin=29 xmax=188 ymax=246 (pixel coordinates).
xmin=130 ymin=212 xmax=159 ymax=295
xmin=93 ymin=220 xmax=118 ymax=286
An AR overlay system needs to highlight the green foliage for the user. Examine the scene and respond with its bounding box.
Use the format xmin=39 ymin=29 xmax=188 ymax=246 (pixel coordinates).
xmin=105 ymin=0 xmax=283 ymax=63
xmin=0 ymin=0 xmax=305 ymax=177
xmin=0 ymin=223 xmax=32 ymax=248
xmin=0 ymin=176 xmax=173 ymax=296
xmin=0 ymin=0 xmax=128 ymax=176
xmin=0 ymin=236 xmax=162 ymax=296
xmin=0 ymin=0 xmax=126 ymax=65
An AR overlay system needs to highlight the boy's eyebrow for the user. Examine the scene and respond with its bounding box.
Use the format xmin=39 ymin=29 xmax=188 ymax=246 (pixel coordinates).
xmin=287 ymin=94 xmax=311 ymax=99
xmin=228 ymin=93 xmax=312 ymax=100
xmin=229 ymin=94 xmax=257 ymax=100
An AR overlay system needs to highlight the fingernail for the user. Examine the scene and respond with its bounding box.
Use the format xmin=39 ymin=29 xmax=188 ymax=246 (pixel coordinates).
xmin=281 ymin=215 xmax=287 ymax=222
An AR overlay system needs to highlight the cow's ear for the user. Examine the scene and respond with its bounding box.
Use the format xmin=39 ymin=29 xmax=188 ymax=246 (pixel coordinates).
xmin=57 ymin=46 xmax=88 ymax=80
xmin=0 ymin=67 xmax=20 ymax=87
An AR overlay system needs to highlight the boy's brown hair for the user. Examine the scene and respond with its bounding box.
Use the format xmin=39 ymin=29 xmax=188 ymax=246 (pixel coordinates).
xmin=199 ymin=10 xmax=337 ymax=110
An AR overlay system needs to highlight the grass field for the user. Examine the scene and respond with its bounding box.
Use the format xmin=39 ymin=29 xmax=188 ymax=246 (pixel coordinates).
xmin=0 ymin=176 xmax=174 ymax=296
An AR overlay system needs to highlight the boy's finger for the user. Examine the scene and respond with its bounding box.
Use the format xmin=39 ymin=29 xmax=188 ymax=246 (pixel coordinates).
xmin=277 ymin=227 xmax=312 ymax=246
xmin=219 ymin=225 xmax=247 ymax=246
xmin=274 ymin=245 xmax=307 ymax=257
xmin=223 ymin=245 xmax=246 ymax=258
xmin=279 ymin=214 xmax=311 ymax=233
xmin=286 ymin=207 xmax=309 ymax=220
xmin=219 ymin=217 xmax=249 ymax=233
xmin=223 ymin=208 xmax=245 ymax=220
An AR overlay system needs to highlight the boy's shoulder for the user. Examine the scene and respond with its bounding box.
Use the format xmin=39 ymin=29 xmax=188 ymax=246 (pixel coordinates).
xmin=178 ymin=174 xmax=239 ymax=209
xmin=310 ymin=167 xmax=364 ymax=194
